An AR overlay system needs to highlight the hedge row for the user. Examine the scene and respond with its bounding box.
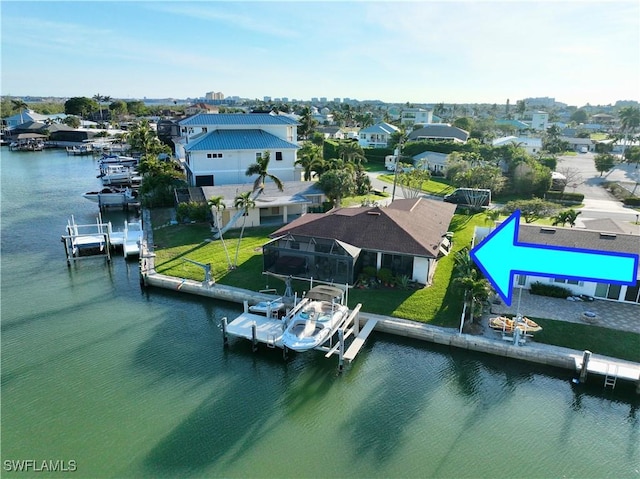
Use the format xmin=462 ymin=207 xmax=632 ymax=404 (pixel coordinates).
xmin=623 ymin=197 xmax=640 ymax=206
xmin=544 ymin=191 xmax=584 ymax=203
xmin=530 ymin=281 xmax=573 ymax=298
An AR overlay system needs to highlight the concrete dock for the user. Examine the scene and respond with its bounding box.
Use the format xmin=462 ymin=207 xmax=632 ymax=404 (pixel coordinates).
xmin=139 ymin=210 xmax=640 ymax=390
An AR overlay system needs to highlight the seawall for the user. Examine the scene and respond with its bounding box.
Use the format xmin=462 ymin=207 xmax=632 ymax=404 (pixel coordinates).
xmin=139 ymin=210 xmax=640 ymax=390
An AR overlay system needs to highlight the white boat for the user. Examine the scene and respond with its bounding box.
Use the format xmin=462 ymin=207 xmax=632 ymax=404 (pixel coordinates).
xmin=99 ymin=164 xmax=141 ymax=184
xmin=82 ymin=187 xmax=138 ymax=206
xmin=66 ymin=145 xmax=93 ymax=156
xmin=98 ymin=154 xmax=138 ymax=167
xmin=281 ymin=285 xmax=349 ymax=352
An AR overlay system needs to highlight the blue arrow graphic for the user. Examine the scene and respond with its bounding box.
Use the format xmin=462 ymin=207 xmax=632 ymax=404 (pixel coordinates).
xmin=470 ymin=210 xmax=639 ymax=306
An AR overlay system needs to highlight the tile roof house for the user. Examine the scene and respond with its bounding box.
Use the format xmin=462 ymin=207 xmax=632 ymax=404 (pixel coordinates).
xmin=408 ymin=124 xmax=469 ymax=144
xmin=474 ymin=223 xmax=640 ymax=304
xmin=175 ymin=113 xmax=300 ymax=187
xmin=263 ymin=198 xmax=456 ymax=285
xmin=358 ymin=122 xmax=400 ymax=148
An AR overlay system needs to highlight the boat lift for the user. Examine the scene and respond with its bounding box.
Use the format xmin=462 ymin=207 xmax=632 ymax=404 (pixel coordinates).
xmin=61 ymin=215 xmax=112 ymax=266
xmin=183 ymin=258 xmax=214 ymax=286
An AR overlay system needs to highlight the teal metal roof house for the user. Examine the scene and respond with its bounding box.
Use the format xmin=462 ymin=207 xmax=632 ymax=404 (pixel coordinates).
xmin=175 ymin=113 xmax=300 ymax=187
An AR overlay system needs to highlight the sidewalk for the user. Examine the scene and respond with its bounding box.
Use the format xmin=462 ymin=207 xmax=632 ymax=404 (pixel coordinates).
xmin=485 ymin=290 xmax=640 ymax=334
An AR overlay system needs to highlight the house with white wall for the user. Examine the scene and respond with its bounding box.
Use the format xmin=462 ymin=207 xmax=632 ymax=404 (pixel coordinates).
xmin=492 ymin=136 xmax=543 ymax=155
xmin=358 ymin=121 xmax=399 ymax=148
xmin=201 ymin=181 xmax=326 ymax=231
xmin=474 ymin=224 xmax=640 ymax=304
xmin=530 ymin=111 xmax=549 ymax=131
xmin=400 ymin=108 xmax=433 ymax=127
xmin=264 ymin=198 xmax=456 ymax=285
xmin=175 ymin=113 xmax=299 ymax=187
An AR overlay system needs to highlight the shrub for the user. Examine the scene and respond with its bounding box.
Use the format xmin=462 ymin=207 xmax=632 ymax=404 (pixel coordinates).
xmin=529 ymin=281 xmax=573 ymax=298
xmin=361 ymin=266 xmax=377 ymax=279
xmin=544 ymin=191 xmax=584 ymax=203
xmin=377 ymin=267 xmax=393 ymax=284
xmin=623 ymin=197 xmax=640 ymax=206
xmin=176 ymin=201 xmax=209 ymax=223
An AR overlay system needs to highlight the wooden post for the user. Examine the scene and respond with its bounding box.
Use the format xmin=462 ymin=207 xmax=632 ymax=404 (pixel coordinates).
xmin=222 ymin=317 xmax=228 ymax=347
xmin=251 ymin=322 xmax=258 ymax=352
xmin=579 ymin=350 xmax=592 ymax=382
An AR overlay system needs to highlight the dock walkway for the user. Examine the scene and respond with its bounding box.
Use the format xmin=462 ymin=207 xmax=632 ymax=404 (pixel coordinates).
xmin=138 ymin=209 xmax=640 ymax=389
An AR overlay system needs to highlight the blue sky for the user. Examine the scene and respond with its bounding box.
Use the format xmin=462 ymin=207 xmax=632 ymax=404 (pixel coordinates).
xmin=1 ymin=1 xmax=638 ymax=106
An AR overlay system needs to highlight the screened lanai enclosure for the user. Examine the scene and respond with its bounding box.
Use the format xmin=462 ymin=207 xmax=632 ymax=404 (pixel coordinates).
xmin=263 ymin=235 xmax=359 ymax=284
xmin=262 ymin=234 xmax=417 ymax=285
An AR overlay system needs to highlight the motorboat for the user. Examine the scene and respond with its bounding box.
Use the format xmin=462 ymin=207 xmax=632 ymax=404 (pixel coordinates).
xmin=489 ymin=316 xmax=542 ymax=334
xmin=82 ymin=187 xmax=138 ymax=206
xmin=99 ymin=164 xmax=141 ymax=185
xmin=281 ymin=285 xmax=350 ymax=352
xmin=66 ymin=145 xmax=94 ymax=156
xmin=98 ymin=154 xmax=138 ymax=167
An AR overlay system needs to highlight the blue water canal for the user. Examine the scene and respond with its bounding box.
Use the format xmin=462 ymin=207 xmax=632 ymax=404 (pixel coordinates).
xmin=1 ymin=148 xmax=639 ymax=478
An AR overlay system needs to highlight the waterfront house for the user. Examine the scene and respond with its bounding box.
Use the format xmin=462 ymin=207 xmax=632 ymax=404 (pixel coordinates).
xmin=263 ymin=197 xmax=456 ymax=285
xmin=175 ymin=113 xmax=300 ymax=187
xmin=201 ymin=181 xmax=326 ymax=231
xmin=474 ymin=224 xmax=640 ymax=304
xmin=358 ymin=122 xmax=400 ymax=148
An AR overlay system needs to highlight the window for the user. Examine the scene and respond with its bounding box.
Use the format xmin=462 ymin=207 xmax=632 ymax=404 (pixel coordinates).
xmin=256 ymin=152 xmax=262 ymax=160
xmin=207 ymin=153 xmax=223 ymax=159
xmin=594 ymin=283 xmax=621 ymax=300
xmin=275 ymin=152 xmax=283 ymax=161
xmin=202 ymin=127 xmax=207 ymax=133
xmin=517 ymin=275 xmax=527 ymax=286
xmin=553 ymin=278 xmax=582 ymax=286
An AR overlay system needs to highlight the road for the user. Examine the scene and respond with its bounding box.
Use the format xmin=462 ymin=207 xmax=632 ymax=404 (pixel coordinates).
xmin=557 ymin=152 xmax=640 ymax=224
xmin=368 ymin=156 xmax=639 ymax=227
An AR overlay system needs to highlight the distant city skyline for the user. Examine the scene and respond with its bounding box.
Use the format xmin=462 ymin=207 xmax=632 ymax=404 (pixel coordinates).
xmin=2 ymin=1 xmax=638 ymax=107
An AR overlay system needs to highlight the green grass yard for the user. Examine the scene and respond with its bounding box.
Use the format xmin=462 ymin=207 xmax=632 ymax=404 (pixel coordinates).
xmin=150 ymin=209 xmax=639 ymax=362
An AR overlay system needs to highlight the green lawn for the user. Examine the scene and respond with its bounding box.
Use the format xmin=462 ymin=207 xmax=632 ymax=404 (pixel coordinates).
xmin=152 ymin=210 xmax=485 ymax=327
xmin=150 ymin=209 xmax=638 ymax=361
xmin=532 ymin=318 xmax=640 ymax=363
xmin=377 ymin=174 xmax=456 ymax=197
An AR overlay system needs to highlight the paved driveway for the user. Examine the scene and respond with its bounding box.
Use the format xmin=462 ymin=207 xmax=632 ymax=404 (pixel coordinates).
xmin=487 ymin=291 xmax=640 ymax=334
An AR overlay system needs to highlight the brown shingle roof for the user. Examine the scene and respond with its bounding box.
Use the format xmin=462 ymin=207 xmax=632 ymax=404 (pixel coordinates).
xmin=271 ymin=198 xmax=456 ymax=258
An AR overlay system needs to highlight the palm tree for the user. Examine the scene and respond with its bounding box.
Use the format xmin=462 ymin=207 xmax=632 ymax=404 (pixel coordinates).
xmin=208 ymin=196 xmax=232 ymax=268
xmin=295 ymin=142 xmax=323 ymax=180
xmin=93 ymin=94 xmax=105 ymax=121
xmin=552 ymin=209 xmax=581 ymax=228
xmin=338 ymin=141 xmax=366 ymax=165
xmin=11 ymin=99 xmax=28 ymax=125
xmin=453 ymin=247 xmax=492 ymax=324
xmin=246 ymin=151 xmax=283 ymax=192
xmin=214 ymin=151 xmax=283 ymax=238
xmin=619 ymin=106 xmax=640 ymax=162
xmin=233 ymin=191 xmax=256 ymax=267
